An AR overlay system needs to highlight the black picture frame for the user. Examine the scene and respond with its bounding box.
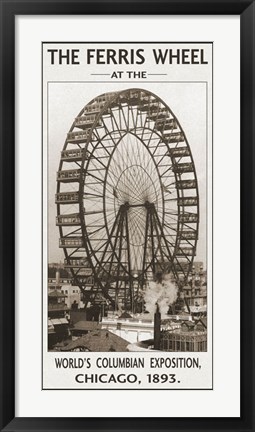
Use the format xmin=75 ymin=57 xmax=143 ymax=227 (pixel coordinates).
xmin=0 ymin=1 xmax=254 ymax=431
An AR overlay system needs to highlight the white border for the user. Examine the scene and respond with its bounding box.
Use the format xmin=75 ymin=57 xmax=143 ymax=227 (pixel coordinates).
xmin=43 ymin=45 xmax=212 ymax=391
xmin=16 ymin=15 xmax=240 ymax=417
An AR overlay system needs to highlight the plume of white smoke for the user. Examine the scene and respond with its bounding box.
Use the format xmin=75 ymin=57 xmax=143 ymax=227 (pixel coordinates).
xmin=143 ymin=273 xmax=178 ymax=316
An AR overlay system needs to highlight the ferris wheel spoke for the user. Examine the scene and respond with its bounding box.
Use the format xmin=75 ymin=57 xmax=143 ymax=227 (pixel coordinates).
xmin=118 ymin=104 xmax=129 ymax=130
xmin=90 ymin=154 xmax=108 ymax=170
xmin=83 ymin=192 xmax=105 ymax=199
xmin=131 ymin=219 xmax=148 ymax=244
xmin=117 ymin=105 xmax=123 ymax=130
xmin=114 ymin=172 xmax=139 ymax=199
xmin=118 ymin=183 xmax=141 ymax=204
xmin=151 ymin=140 xmax=168 ymax=157
xmin=85 ymin=166 xmax=115 ymax=200
xmin=83 ymin=182 xmax=106 ymax=198
xmin=86 ymin=225 xmax=106 ymax=236
xmin=101 ymin=118 xmax=121 ymax=148
xmin=154 ymin=150 xmax=171 ymax=168
xmin=85 ymin=171 xmax=105 ymax=184
xmin=131 ymin=105 xmax=140 ymax=133
xmin=91 ymin=131 xmax=112 ymax=156
xmin=164 ymin=218 xmax=179 ymax=230
xmin=87 ymin=210 xmax=112 ymax=223
xmin=129 ymin=209 xmax=146 ymax=236
xmin=137 ymin=134 xmax=165 ymax=182
xmin=107 ymin=140 xmax=131 ymax=181
xmin=163 ymin=222 xmax=179 ymax=233
xmin=109 ymin=107 xmax=124 ymax=136
xmin=153 ymin=208 xmax=176 ymax=264
xmin=101 ymin=217 xmax=124 ymax=275
xmin=161 ymin=179 xmax=177 ymax=190
xmin=63 ymin=226 xmax=81 ymax=236
xmin=164 ymin=207 xmax=178 ymax=217
xmin=160 ymin=166 xmax=173 ymax=178
xmin=129 ymin=105 xmax=138 ymax=132
xmin=128 ymin=215 xmax=146 ymax=244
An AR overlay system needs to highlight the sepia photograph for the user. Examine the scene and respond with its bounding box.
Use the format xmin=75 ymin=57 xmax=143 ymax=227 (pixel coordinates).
xmin=47 ymin=82 xmax=208 ymax=354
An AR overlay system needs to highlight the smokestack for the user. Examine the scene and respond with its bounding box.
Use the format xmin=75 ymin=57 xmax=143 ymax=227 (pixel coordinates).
xmin=56 ymin=268 xmax=60 ymax=288
xmin=154 ymin=303 xmax=161 ymax=350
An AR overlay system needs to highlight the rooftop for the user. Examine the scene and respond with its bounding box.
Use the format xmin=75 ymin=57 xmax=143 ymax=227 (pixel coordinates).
xmin=48 ymin=289 xmax=67 ymax=298
xmin=61 ymin=329 xmax=129 ymax=352
xmin=72 ymin=320 xmax=100 ymax=331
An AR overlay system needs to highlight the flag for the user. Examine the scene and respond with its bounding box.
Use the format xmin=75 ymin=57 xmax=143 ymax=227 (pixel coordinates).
xmin=113 ymin=188 xmax=119 ymax=198
xmin=162 ymin=183 xmax=171 ymax=194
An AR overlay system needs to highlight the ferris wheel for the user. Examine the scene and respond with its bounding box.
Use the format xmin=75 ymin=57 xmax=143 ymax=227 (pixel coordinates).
xmin=56 ymin=88 xmax=199 ymax=310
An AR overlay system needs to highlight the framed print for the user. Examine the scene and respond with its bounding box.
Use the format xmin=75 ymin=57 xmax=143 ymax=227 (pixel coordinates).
xmin=0 ymin=1 xmax=254 ymax=431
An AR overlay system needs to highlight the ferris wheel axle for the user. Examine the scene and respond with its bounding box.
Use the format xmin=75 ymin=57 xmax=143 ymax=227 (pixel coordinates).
xmin=120 ymin=201 xmax=155 ymax=210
